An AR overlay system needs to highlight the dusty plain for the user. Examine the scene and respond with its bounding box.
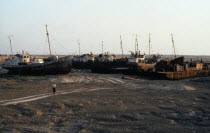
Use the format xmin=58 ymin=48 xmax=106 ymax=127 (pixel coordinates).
xmin=0 ymin=68 xmax=210 ymax=133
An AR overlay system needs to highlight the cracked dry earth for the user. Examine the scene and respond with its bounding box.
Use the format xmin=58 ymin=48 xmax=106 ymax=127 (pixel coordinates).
xmin=0 ymin=70 xmax=210 ymax=133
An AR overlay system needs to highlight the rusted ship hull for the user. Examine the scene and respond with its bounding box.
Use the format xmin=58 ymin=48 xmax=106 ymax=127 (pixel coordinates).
xmin=2 ymin=60 xmax=72 ymax=75
xmin=91 ymin=61 xmax=129 ymax=73
xmin=126 ymin=63 xmax=157 ymax=75
xmin=137 ymin=70 xmax=210 ymax=80
xmin=72 ymin=61 xmax=93 ymax=69
xmin=91 ymin=62 xmax=156 ymax=74
xmin=136 ymin=63 xmax=156 ymax=71
xmin=159 ymin=70 xmax=210 ymax=80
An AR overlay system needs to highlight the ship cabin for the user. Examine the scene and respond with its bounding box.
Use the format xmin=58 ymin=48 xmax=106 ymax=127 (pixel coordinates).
xmin=22 ymin=51 xmax=30 ymax=63
xmin=4 ymin=51 xmax=31 ymax=66
xmin=72 ymin=54 xmax=95 ymax=63
xmin=96 ymin=52 xmax=116 ymax=62
xmin=128 ymin=51 xmax=145 ymax=64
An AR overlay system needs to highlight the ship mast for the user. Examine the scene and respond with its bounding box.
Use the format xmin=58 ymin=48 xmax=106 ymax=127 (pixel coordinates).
xmin=135 ymin=34 xmax=139 ymax=54
xmin=171 ymin=34 xmax=176 ymax=59
xmin=120 ymin=35 xmax=123 ymax=57
xmin=8 ymin=35 xmax=13 ymax=56
xmin=102 ymin=41 xmax=104 ymax=54
xmin=149 ymin=33 xmax=151 ymax=56
xmin=78 ymin=40 xmax=81 ymax=56
xmin=45 ymin=24 xmax=52 ymax=57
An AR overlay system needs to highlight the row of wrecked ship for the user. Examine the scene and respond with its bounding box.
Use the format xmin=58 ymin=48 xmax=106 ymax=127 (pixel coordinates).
xmin=2 ymin=25 xmax=210 ymax=79
xmin=2 ymin=49 xmax=210 ymax=80
xmin=71 ymin=52 xmax=210 ymax=80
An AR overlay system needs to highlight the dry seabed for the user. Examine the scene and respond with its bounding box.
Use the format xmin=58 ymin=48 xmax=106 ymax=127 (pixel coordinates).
xmin=0 ymin=71 xmax=210 ymax=133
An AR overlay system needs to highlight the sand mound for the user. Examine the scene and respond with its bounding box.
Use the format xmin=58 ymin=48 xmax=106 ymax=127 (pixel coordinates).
xmin=61 ymin=77 xmax=76 ymax=83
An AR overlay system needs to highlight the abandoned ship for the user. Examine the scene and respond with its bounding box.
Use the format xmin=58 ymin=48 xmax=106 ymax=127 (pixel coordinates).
xmin=2 ymin=25 xmax=72 ymax=75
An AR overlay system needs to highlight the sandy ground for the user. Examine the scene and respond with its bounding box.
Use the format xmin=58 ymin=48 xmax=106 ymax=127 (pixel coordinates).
xmin=0 ymin=69 xmax=210 ymax=133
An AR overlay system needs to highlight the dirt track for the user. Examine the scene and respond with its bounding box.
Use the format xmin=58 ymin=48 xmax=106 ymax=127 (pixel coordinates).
xmin=0 ymin=70 xmax=210 ymax=133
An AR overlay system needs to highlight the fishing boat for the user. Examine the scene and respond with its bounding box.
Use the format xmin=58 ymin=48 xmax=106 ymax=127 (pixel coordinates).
xmin=72 ymin=53 xmax=95 ymax=69
xmin=127 ymin=34 xmax=162 ymax=72
xmin=136 ymin=35 xmax=210 ymax=79
xmin=127 ymin=51 xmax=161 ymax=72
xmin=2 ymin=25 xmax=72 ymax=75
xmin=139 ymin=56 xmax=210 ymax=79
xmin=91 ymin=52 xmax=128 ymax=73
xmin=91 ymin=38 xmax=129 ymax=73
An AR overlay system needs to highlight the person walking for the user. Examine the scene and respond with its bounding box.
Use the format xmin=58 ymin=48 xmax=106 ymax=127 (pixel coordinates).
xmin=52 ymin=83 xmax=56 ymax=94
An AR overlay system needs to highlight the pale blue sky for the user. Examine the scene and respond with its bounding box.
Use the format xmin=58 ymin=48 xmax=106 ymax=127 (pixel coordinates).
xmin=0 ymin=0 xmax=210 ymax=55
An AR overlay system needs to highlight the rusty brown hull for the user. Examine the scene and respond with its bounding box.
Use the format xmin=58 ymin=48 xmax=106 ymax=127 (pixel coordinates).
xmin=138 ymin=70 xmax=210 ymax=80
xmin=136 ymin=63 xmax=156 ymax=71
xmin=159 ymin=70 xmax=210 ymax=80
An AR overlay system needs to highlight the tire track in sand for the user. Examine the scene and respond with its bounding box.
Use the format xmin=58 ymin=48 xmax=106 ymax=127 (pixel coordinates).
xmin=0 ymin=87 xmax=112 ymax=106
xmin=99 ymin=78 xmax=126 ymax=84
xmin=0 ymin=92 xmax=51 ymax=103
